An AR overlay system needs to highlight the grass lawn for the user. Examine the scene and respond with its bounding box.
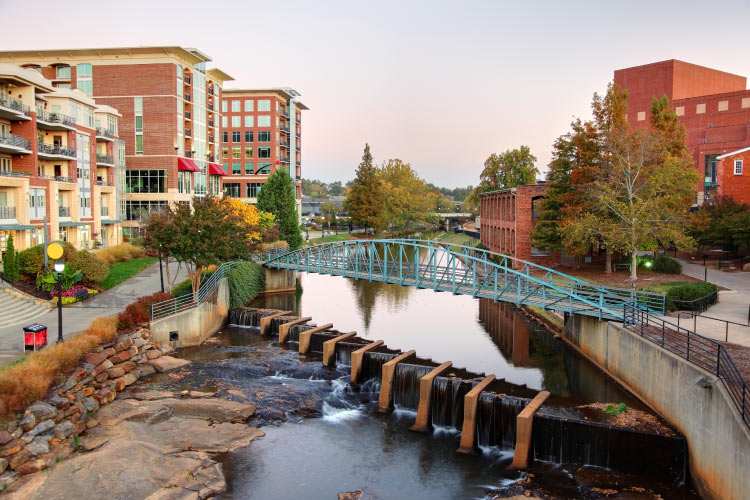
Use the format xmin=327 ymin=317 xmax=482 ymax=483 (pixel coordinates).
xmin=306 ymin=233 xmax=353 ymax=245
xmin=97 ymin=257 xmax=158 ymax=290
xmin=437 ymin=231 xmax=478 ymax=247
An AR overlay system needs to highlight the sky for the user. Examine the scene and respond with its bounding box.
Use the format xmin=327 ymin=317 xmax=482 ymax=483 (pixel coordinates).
xmin=2 ymin=0 xmax=749 ymax=187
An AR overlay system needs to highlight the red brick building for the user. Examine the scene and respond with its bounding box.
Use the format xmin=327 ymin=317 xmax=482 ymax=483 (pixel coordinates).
xmin=614 ymin=60 xmax=750 ymax=205
xmin=0 ymin=47 xmax=234 ymax=237
xmin=716 ymin=147 xmax=750 ymax=202
xmin=479 ymin=184 xmax=557 ymax=268
xmin=220 ymin=89 xmax=306 ymax=215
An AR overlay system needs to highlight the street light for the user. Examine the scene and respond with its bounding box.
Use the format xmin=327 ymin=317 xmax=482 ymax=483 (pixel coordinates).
xmin=54 ymin=260 xmax=64 ymax=343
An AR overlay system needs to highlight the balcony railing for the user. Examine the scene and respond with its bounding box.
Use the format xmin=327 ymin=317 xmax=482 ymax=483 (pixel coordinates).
xmin=208 ymin=103 xmax=214 ymax=111
xmin=280 ymin=126 xmax=290 ymax=133
xmin=208 ymin=136 xmax=214 ymax=143
xmin=97 ymin=179 xmax=110 ymax=186
xmin=0 ymin=170 xmax=31 ymax=178
xmin=101 ymin=206 xmax=109 ymax=216
xmin=58 ymin=206 xmax=70 ymax=217
xmin=96 ymin=127 xmax=116 ymax=139
xmin=0 ymin=133 xmax=32 ymax=152
xmin=279 ymin=108 xmax=289 ymax=118
xmin=0 ymin=206 xmax=16 ymax=219
xmin=38 ymin=143 xmax=76 ymax=158
xmin=97 ymin=154 xmax=114 ymax=165
xmin=208 ymin=154 xmax=215 ymax=162
xmin=184 ymin=75 xmax=191 ymax=85
xmin=54 ymin=176 xmax=75 ymax=183
xmin=184 ymin=93 xmax=191 ymax=102
xmin=185 ymin=129 xmax=192 ymax=138
xmin=185 ymin=111 xmax=191 ymax=120
xmin=0 ymin=94 xmax=30 ymax=117
xmin=208 ymin=87 xmax=214 ymax=96
xmin=36 ymin=109 xmax=76 ymax=127
xmin=208 ymin=120 xmax=214 ymax=128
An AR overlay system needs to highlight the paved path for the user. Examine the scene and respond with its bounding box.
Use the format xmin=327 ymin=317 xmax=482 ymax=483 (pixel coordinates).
xmin=0 ymin=260 xmax=187 ymax=366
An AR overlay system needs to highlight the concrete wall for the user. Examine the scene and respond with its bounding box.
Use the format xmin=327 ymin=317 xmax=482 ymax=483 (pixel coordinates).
xmin=264 ymin=268 xmax=296 ymax=292
xmin=150 ymin=277 xmax=229 ymax=347
xmin=563 ymin=314 xmax=750 ymax=500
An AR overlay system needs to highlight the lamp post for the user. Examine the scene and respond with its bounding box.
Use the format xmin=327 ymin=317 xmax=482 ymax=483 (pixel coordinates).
xmin=54 ymin=260 xmax=64 ymax=343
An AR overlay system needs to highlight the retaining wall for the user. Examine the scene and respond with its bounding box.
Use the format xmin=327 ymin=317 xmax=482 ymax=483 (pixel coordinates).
xmin=563 ymin=314 xmax=750 ymax=500
xmin=264 ymin=268 xmax=296 ymax=293
xmin=150 ymin=277 xmax=229 ymax=347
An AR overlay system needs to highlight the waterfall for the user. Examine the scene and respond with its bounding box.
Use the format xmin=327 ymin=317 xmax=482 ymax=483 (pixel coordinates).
xmin=476 ymin=393 xmax=528 ymax=449
xmin=334 ymin=342 xmax=359 ymax=367
xmin=228 ymin=308 xmax=283 ymax=328
xmin=362 ymin=352 xmax=396 ymax=381
xmin=430 ymin=376 xmax=471 ymax=429
xmin=393 ymin=363 xmax=432 ymax=410
xmin=270 ymin=316 xmax=296 ymax=336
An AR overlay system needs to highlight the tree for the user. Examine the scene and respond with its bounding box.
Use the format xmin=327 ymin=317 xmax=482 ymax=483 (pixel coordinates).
xmin=345 ymin=144 xmax=386 ymax=233
xmin=462 ymin=187 xmax=480 ymax=216
xmin=380 ymin=159 xmax=437 ymax=232
xmin=328 ymin=181 xmax=345 ymax=197
xmin=479 ymin=146 xmax=539 ymax=192
xmin=320 ymin=201 xmax=340 ymax=228
xmin=433 ymin=189 xmax=455 ymax=213
xmin=2 ymin=233 xmax=18 ymax=282
xmin=257 ymin=168 xmax=303 ymax=250
xmin=143 ymin=207 xmax=181 ymax=292
xmin=688 ymin=196 xmax=750 ymax=252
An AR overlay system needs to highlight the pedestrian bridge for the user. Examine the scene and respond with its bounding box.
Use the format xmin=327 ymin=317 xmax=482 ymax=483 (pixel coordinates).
xmin=260 ymin=239 xmax=665 ymax=320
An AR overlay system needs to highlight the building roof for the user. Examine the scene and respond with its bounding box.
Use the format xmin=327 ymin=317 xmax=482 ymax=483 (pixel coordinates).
xmin=48 ymin=87 xmax=96 ymax=107
xmin=0 ymin=63 xmax=54 ymax=92
xmin=0 ymin=46 xmax=213 ymax=65
xmin=717 ymin=147 xmax=750 ymax=160
xmin=206 ymin=68 xmax=234 ymax=83
xmin=223 ymin=87 xmax=302 ymax=100
xmin=95 ymin=104 xmax=122 ymax=117
xmin=477 ymin=182 xmax=546 ymax=197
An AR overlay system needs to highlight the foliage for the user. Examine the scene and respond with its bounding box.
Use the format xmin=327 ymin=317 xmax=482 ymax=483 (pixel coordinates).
xmin=227 ymin=261 xmax=266 ymax=309
xmin=436 ymin=185 xmax=473 ymax=202
xmin=605 ymin=403 xmax=628 ymax=415
xmin=650 ymin=255 xmax=682 ymax=274
xmin=17 ymin=242 xmax=76 ymax=278
xmin=38 ymin=264 xmax=83 ymax=291
xmin=345 ymin=144 xmax=387 ymax=233
xmin=116 ymin=291 xmax=173 ymax=331
xmin=479 ymin=145 xmax=538 ymax=192
xmin=461 ymin=187 xmax=480 ymax=216
xmin=320 ymin=201 xmax=341 ymax=227
xmin=50 ymin=285 xmax=99 ymax=304
xmin=172 ymin=269 xmax=215 ymax=298
xmin=95 ymin=243 xmax=146 ymax=264
xmin=256 ymin=169 xmax=302 ymax=250
xmin=68 ymin=250 xmax=110 ymax=283
xmin=2 ymin=233 xmax=18 ymax=282
xmin=687 ymin=195 xmax=750 ymax=252
xmin=381 ymin=159 xmax=439 ymax=231
xmin=643 ymin=281 xmax=718 ymax=312
xmin=96 ymin=257 xmax=158 ymax=290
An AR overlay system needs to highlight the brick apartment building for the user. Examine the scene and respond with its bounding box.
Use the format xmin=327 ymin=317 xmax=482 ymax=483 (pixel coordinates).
xmin=478 ymin=184 xmax=557 ymax=268
xmin=0 ymin=63 xmax=125 ymax=253
xmin=0 ymin=47 xmax=234 ymax=238
xmin=615 ymin=59 xmax=750 ymax=205
xmin=220 ymin=88 xmax=306 ymax=214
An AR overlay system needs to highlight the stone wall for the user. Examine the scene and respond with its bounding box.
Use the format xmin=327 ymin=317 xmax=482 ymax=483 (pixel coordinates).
xmin=563 ymin=314 xmax=750 ymax=500
xmin=0 ymin=327 xmax=184 ymax=488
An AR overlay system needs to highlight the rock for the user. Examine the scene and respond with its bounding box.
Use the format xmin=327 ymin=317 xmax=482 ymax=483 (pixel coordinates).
xmin=94 ymin=372 xmax=109 ymax=383
xmin=86 ymin=419 xmax=99 ymax=429
xmin=82 ymin=397 xmax=100 ymax=413
xmin=133 ymin=337 xmax=148 ymax=348
xmin=227 ymin=389 xmax=247 ymax=399
xmin=147 ymin=356 xmax=190 ymax=373
xmin=54 ymin=421 xmax=75 ymax=439
xmin=126 ymin=390 xmax=174 ymax=401
xmin=26 ymin=419 xmax=55 ymax=439
xmin=92 ymin=359 xmax=113 ymax=376
xmin=110 ymin=351 xmax=131 ymax=364
xmin=10 ymin=428 xmax=21 ymax=440
xmin=0 ymin=440 xmax=23 ymax=457
xmin=123 ymin=373 xmax=139 ymax=386
xmin=81 ymin=362 xmax=96 ymax=375
xmin=107 ymin=367 xmax=125 ymax=378
xmin=112 ymin=377 xmax=126 ymax=391
xmin=134 ymin=365 xmax=157 ymax=378
xmin=114 ymin=337 xmax=134 ymax=352
xmin=130 ymin=355 xmax=143 ymax=363
xmin=102 ymin=347 xmax=116 ymax=357
xmin=119 ymin=361 xmax=137 ymax=373
xmin=15 ymin=457 xmax=51 ymax=475
xmin=127 ymin=346 xmax=139 ymax=358
xmin=47 ymin=394 xmax=65 ymax=407
xmin=0 ymin=457 xmax=6 ymax=473
xmin=338 ymin=490 xmax=364 ymax=500
xmin=744 ymin=262 xmax=750 ymax=272
xmin=145 ymin=349 xmax=162 ymax=360
xmin=85 ymin=352 xmax=109 ymax=366
xmin=0 ymin=430 xmax=12 ymax=445
xmin=0 ymin=471 xmax=18 ymax=489
xmin=18 ymin=413 xmax=35 ymax=432
xmin=158 ymin=344 xmax=175 ymax=355
xmin=26 ymin=437 xmax=50 ymax=456
xmin=8 ymin=449 xmax=32 ymax=469
xmin=27 ymin=402 xmax=57 ymax=422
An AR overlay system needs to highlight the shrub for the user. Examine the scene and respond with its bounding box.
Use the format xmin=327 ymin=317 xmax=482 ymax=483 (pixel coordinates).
xmin=69 ymin=250 xmax=110 ymax=282
xmin=2 ymin=233 xmax=19 ymax=282
xmin=228 ymin=262 xmax=266 ymax=309
xmin=649 ymin=255 xmax=682 ymax=274
xmin=17 ymin=242 xmax=76 ymax=278
xmin=172 ymin=278 xmax=193 ymax=298
xmin=646 ymin=281 xmax=718 ymax=312
xmin=95 ymin=243 xmax=146 ymax=264
xmin=116 ymin=291 xmax=173 ymax=331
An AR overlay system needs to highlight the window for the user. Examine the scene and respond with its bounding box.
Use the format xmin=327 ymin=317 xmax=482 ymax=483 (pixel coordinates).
xmin=134 ymin=97 xmax=143 ymax=154
xmin=56 ymin=83 xmax=72 ymax=89
xmin=258 ymin=99 xmax=271 ymax=112
xmin=258 ymin=131 xmax=270 ymax=142
xmin=245 ymin=162 xmax=254 ymax=174
xmin=257 ymin=163 xmax=271 ymax=175
xmin=245 ymin=131 xmax=254 ymax=142
xmin=76 ymin=63 xmax=93 ymax=96
xmin=223 ymin=182 xmax=241 ymax=198
xmin=126 ymin=170 xmax=166 ymax=193
xmin=221 ymin=116 xmax=228 ymax=128
xmin=222 ymin=131 xmax=228 ymax=143
xmin=245 ymin=147 xmax=253 ymax=159
xmin=735 ymin=160 xmax=744 ymax=175
xmin=244 ymin=100 xmax=254 ymax=112
xmin=29 ymin=188 xmax=46 ymax=219
xmin=257 ymin=115 xmax=270 ymax=127
xmin=232 ymin=147 xmax=241 ymax=159
xmin=222 ymin=147 xmax=228 ymax=159
xmin=258 ymin=147 xmax=271 ymax=159
xmin=231 ymin=116 xmax=241 ymax=128
xmin=178 ymin=171 xmax=192 ymax=194
xmin=247 ymin=182 xmax=262 ymax=198
xmin=230 ymin=100 xmax=240 ymax=112
xmin=221 ymin=101 xmax=228 ymax=113
xmin=222 ymin=162 xmax=229 ymax=173
xmin=0 ymin=156 xmax=10 ymax=173
xmin=244 ymin=115 xmax=254 ymax=128
xmin=232 ymin=162 xmax=241 ymax=175
xmin=56 ymin=66 xmax=70 ymax=80
xmin=125 ymin=200 xmax=167 ymax=221
xmin=231 ymin=131 xmax=241 ymax=143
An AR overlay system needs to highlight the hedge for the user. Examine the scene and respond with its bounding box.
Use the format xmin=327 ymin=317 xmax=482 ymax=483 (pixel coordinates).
xmin=17 ymin=242 xmax=76 ymax=278
xmin=227 ymin=262 xmax=266 ymax=309
xmin=645 ymin=281 xmax=718 ymax=312
xmin=69 ymin=250 xmax=110 ymax=282
xmin=171 ymin=269 xmax=217 ymax=298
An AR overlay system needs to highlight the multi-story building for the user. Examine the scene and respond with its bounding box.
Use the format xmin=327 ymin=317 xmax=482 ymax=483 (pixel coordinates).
xmin=219 ymin=88 xmax=307 ymax=214
xmin=614 ymin=60 xmax=750 ymax=205
xmin=0 ymin=47 xmax=234 ymax=238
xmin=0 ymin=63 xmax=124 ymax=253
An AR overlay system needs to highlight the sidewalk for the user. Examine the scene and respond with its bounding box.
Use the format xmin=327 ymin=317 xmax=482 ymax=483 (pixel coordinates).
xmin=0 ymin=260 xmax=187 ymax=366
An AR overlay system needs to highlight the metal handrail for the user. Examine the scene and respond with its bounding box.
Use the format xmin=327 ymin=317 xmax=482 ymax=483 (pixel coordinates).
xmin=0 ymin=206 xmax=16 ymax=219
xmin=97 ymin=154 xmax=114 ymax=165
xmin=0 ymin=94 xmax=30 ymax=116
xmin=0 ymin=133 xmax=32 ymax=151
xmin=672 ymin=291 xmax=718 ymax=314
xmin=36 ymin=109 xmax=76 ymax=127
xmin=623 ymin=303 xmax=749 ymax=427
xmin=38 ymin=143 xmax=76 ymax=157
xmin=150 ymin=262 xmax=235 ymax=321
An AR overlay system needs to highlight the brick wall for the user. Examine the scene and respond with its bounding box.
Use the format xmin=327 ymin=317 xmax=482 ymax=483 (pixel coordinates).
xmin=718 ymin=150 xmax=750 ymax=201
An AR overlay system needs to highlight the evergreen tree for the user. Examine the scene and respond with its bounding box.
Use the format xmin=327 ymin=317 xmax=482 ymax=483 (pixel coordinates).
xmin=2 ymin=233 xmax=19 ymax=282
xmin=344 ymin=144 xmax=386 ymax=233
xmin=256 ymin=168 xmax=303 ymax=250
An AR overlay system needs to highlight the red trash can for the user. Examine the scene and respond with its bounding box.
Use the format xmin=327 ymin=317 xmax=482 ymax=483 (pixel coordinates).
xmin=23 ymin=324 xmax=48 ymax=351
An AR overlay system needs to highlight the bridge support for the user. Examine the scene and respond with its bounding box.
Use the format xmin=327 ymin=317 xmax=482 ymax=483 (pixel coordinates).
xmin=509 ymin=391 xmax=550 ymax=469
xmin=322 ymin=332 xmax=357 ymax=367
xmin=259 ymin=311 xmax=292 ymax=336
xmin=263 ymin=268 xmax=297 ymax=294
xmin=298 ymin=323 xmax=334 ymax=353
xmin=377 ymin=350 xmax=416 ymax=412
xmin=278 ymin=317 xmax=311 ymax=344
xmin=350 ymin=340 xmax=383 ymax=383
xmin=457 ymin=374 xmax=496 ymax=454
xmin=410 ymin=361 xmax=453 ymax=432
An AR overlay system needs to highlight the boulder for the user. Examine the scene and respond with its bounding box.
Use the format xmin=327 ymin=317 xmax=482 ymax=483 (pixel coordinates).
xmin=145 ymin=350 xmax=162 ymax=360
xmin=27 ymin=402 xmax=57 ymax=422
xmin=26 ymin=437 xmax=50 ymax=457
xmin=107 ymin=367 xmax=125 ymax=379
xmin=18 ymin=413 xmax=35 ymax=432
xmin=147 ymin=356 xmax=190 ymax=373
xmin=54 ymin=421 xmax=75 ymax=439
xmin=84 ymin=352 xmax=109 ymax=367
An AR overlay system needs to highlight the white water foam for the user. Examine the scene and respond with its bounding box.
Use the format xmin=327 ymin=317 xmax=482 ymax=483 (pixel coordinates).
xmin=392 ymin=406 xmax=418 ymax=419
xmin=432 ymin=425 xmax=461 ymax=437
xmin=478 ymin=445 xmax=514 ymax=463
xmin=321 ymin=402 xmax=363 ymax=423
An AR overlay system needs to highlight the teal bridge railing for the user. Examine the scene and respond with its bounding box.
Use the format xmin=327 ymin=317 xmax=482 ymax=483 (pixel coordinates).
xmin=259 ymin=239 xmax=666 ymax=320
xmin=151 ymin=262 xmax=234 ymax=321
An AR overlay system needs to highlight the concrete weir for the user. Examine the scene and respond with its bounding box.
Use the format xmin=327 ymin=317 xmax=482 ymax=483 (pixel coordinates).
xmin=259 ymin=311 xmax=292 ymax=336
xmin=298 ymin=324 xmax=334 ymax=353
xmin=323 ymin=332 xmax=357 ymax=367
xmin=278 ymin=317 xmax=311 ymax=344
xmin=350 ymin=341 xmax=384 ymax=383
xmin=377 ymin=350 xmax=417 ymax=412
xmin=457 ymin=375 xmax=496 ymax=454
xmin=411 ymin=362 xmax=453 ymax=432
xmin=510 ymin=391 xmax=550 ymax=469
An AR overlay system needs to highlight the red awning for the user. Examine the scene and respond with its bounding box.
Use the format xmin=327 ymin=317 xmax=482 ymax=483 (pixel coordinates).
xmin=177 ymin=158 xmax=200 ymax=172
xmin=208 ymin=162 xmax=228 ymax=176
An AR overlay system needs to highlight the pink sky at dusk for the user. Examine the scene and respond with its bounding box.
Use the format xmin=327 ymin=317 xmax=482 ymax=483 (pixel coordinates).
xmin=2 ymin=0 xmax=748 ymax=187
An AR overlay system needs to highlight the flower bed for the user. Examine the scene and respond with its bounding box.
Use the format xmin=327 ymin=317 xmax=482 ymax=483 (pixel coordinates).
xmin=50 ymin=285 xmax=100 ymax=305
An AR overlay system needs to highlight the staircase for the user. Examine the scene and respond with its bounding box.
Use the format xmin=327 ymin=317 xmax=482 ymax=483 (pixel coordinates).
xmin=0 ymin=286 xmax=50 ymax=328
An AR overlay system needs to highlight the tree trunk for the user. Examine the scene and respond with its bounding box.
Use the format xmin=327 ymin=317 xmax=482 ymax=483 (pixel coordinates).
xmin=162 ymin=254 xmax=172 ymax=293
xmin=630 ymin=252 xmax=638 ymax=281
xmin=605 ymin=250 xmax=612 ymax=275
xmin=192 ymin=265 xmax=203 ymax=303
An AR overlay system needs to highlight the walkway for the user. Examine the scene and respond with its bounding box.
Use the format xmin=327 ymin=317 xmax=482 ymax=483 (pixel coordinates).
xmin=0 ymin=260 xmax=187 ymax=366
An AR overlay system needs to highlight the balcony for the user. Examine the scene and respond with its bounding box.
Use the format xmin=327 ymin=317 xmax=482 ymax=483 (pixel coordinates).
xmin=279 ymin=108 xmax=289 ymax=118
xmin=184 ymin=75 xmax=191 ymax=86
xmin=208 ymin=120 xmax=214 ymax=128
xmin=208 ymin=136 xmax=214 ymax=144
xmin=280 ymin=125 xmax=290 ymax=133
xmin=101 ymin=206 xmax=109 ymax=216
xmin=185 ymin=129 xmax=192 ymax=138
xmin=208 ymin=103 xmax=214 ymax=111
xmin=185 ymin=111 xmax=191 ymax=120
xmin=96 ymin=154 xmax=115 ymax=166
xmin=0 ymin=133 xmax=32 ymax=155
xmin=0 ymin=94 xmax=31 ymax=121
xmin=280 ymin=142 xmax=289 ymax=149
xmin=54 ymin=176 xmax=75 ymax=184
xmin=0 ymin=206 xmax=16 ymax=219
xmin=97 ymin=179 xmax=111 ymax=186
xmin=208 ymin=87 xmax=214 ymax=96
xmin=184 ymin=93 xmax=191 ymax=102
xmin=36 ymin=109 xmax=76 ymax=131
xmin=96 ymin=127 xmax=116 ymax=141
xmin=58 ymin=206 xmax=70 ymax=218
xmin=38 ymin=143 xmax=76 ymax=160
xmin=0 ymin=170 xmax=31 ymax=179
